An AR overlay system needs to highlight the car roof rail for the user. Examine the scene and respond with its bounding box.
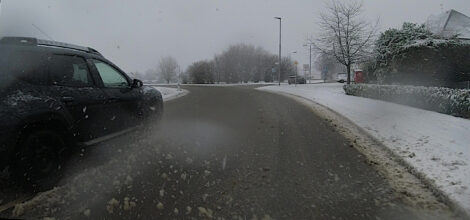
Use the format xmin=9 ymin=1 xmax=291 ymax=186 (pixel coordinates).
xmin=0 ymin=37 xmax=37 ymax=45
xmin=0 ymin=36 xmax=102 ymax=55
xmin=37 ymin=39 xmax=90 ymax=52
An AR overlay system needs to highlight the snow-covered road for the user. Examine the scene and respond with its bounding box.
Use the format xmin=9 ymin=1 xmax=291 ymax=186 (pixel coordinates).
xmin=4 ymin=85 xmax=453 ymax=219
xmin=258 ymin=83 xmax=470 ymax=216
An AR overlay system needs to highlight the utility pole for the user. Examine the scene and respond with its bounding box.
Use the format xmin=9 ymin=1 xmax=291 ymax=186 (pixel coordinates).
xmin=275 ymin=17 xmax=282 ymax=86
xmin=304 ymin=43 xmax=312 ymax=83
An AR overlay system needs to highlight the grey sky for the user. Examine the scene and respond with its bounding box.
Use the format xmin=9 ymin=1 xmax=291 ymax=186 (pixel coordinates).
xmin=1 ymin=0 xmax=469 ymax=73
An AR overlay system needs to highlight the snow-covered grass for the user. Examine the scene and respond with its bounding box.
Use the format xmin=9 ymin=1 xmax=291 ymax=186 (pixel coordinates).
xmin=164 ymin=80 xmax=325 ymax=87
xmin=181 ymin=82 xmax=276 ymax=87
xmin=258 ymin=83 xmax=470 ymax=215
xmin=152 ymin=86 xmax=188 ymax=101
xmin=147 ymin=80 xmax=325 ymax=87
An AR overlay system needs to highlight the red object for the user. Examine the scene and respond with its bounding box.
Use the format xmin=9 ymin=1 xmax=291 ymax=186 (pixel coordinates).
xmin=354 ymin=71 xmax=364 ymax=83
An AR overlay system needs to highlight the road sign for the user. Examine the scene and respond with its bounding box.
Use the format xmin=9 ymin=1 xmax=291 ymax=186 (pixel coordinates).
xmin=303 ymin=64 xmax=309 ymax=71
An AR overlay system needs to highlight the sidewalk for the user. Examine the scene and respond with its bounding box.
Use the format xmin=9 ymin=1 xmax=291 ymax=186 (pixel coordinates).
xmin=258 ymin=83 xmax=470 ymax=215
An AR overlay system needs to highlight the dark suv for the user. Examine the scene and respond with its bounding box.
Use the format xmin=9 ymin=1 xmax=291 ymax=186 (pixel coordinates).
xmin=0 ymin=37 xmax=163 ymax=186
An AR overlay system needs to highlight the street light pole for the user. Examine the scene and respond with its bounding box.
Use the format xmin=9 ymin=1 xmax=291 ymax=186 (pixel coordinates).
xmin=291 ymin=51 xmax=297 ymax=85
xmin=303 ymin=43 xmax=313 ymax=83
xmin=309 ymin=44 xmax=312 ymax=83
xmin=275 ymin=17 xmax=282 ymax=86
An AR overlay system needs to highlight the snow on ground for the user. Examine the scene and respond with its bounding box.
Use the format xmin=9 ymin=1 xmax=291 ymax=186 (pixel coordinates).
xmin=149 ymin=82 xmax=277 ymax=87
xmin=258 ymin=83 xmax=470 ymax=215
xmin=182 ymin=82 xmax=276 ymax=87
xmin=152 ymin=86 xmax=188 ymax=101
xmin=149 ymin=80 xmax=324 ymax=87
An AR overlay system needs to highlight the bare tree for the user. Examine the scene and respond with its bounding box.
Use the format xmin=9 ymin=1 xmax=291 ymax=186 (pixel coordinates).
xmin=187 ymin=60 xmax=215 ymax=84
xmin=314 ymin=52 xmax=345 ymax=80
xmin=157 ymin=56 xmax=179 ymax=84
xmin=144 ymin=68 xmax=157 ymax=81
xmin=311 ymin=0 xmax=378 ymax=84
xmin=212 ymin=43 xmax=294 ymax=83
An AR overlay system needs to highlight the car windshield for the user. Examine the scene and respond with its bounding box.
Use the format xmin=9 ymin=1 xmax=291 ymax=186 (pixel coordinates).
xmin=0 ymin=1 xmax=469 ymax=220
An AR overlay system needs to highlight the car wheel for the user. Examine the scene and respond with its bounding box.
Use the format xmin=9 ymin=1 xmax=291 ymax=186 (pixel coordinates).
xmin=11 ymin=130 xmax=65 ymax=191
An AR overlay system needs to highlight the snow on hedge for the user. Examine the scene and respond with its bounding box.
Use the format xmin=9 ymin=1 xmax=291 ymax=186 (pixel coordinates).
xmin=372 ymin=22 xmax=470 ymax=85
xmin=344 ymin=84 xmax=470 ymax=118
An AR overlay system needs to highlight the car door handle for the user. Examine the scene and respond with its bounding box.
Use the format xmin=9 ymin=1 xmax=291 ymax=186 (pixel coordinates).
xmin=61 ymin=97 xmax=75 ymax=103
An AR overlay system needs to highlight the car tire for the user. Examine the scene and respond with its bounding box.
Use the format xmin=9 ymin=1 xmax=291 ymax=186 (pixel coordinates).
xmin=11 ymin=129 xmax=66 ymax=191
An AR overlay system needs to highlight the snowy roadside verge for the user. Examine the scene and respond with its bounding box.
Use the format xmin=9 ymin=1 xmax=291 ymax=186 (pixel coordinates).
xmin=150 ymin=83 xmax=276 ymax=87
xmin=257 ymin=83 xmax=470 ymax=217
xmin=152 ymin=86 xmax=188 ymax=102
xmin=147 ymin=80 xmax=324 ymax=88
xmin=146 ymin=82 xmax=275 ymax=86
xmin=179 ymin=80 xmax=323 ymax=86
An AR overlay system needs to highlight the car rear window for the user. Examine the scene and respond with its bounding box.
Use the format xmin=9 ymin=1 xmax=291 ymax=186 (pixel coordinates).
xmin=0 ymin=47 xmax=48 ymax=89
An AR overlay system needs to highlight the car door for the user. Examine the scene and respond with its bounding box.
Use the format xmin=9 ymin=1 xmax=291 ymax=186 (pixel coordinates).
xmin=47 ymin=54 xmax=108 ymax=141
xmin=88 ymin=59 xmax=143 ymax=132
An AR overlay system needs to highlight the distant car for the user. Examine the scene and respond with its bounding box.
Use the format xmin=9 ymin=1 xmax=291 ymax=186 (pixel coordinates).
xmin=0 ymin=37 xmax=163 ymax=187
xmin=336 ymin=73 xmax=347 ymax=83
xmin=288 ymin=76 xmax=306 ymax=84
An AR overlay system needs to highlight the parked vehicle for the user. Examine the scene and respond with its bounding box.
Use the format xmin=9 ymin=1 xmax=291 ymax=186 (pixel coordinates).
xmin=288 ymin=75 xmax=306 ymax=84
xmin=0 ymin=37 xmax=163 ymax=187
xmin=336 ymin=73 xmax=347 ymax=83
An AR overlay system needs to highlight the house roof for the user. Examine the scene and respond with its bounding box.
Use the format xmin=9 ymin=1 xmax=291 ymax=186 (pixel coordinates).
xmin=426 ymin=9 xmax=470 ymax=39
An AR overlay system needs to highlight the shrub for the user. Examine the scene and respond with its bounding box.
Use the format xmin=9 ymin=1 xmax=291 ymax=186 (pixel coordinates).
xmin=344 ymin=84 xmax=470 ymax=118
xmin=388 ymin=39 xmax=470 ymax=86
xmin=372 ymin=22 xmax=470 ymax=86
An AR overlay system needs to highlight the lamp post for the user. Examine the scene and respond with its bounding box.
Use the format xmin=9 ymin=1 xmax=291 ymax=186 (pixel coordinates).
xmin=274 ymin=17 xmax=282 ymax=85
xmin=290 ymin=51 xmax=297 ymax=85
xmin=303 ymin=43 xmax=312 ymax=83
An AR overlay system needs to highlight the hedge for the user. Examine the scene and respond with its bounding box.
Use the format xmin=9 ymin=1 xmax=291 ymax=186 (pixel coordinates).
xmin=344 ymin=84 xmax=470 ymax=118
xmin=373 ymin=39 xmax=470 ymax=86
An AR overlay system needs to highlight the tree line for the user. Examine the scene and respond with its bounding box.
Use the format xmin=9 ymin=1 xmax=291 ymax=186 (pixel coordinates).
xmin=131 ymin=56 xmax=180 ymax=84
xmin=131 ymin=44 xmax=296 ymax=84
xmin=183 ymin=43 xmax=296 ymax=84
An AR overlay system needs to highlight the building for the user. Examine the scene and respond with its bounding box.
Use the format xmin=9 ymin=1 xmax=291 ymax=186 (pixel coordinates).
xmin=426 ymin=9 xmax=470 ymax=41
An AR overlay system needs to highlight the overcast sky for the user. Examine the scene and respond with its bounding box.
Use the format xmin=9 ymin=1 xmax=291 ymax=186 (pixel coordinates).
xmin=1 ymin=0 xmax=469 ymax=73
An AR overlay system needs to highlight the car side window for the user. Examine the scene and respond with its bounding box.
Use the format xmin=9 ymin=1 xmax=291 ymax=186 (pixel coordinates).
xmin=92 ymin=59 xmax=129 ymax=88
xmin=49 ymin=55 xmax=92 ymax=87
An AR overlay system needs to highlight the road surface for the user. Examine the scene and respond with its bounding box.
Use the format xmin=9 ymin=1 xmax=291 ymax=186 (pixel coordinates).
xmin=0 ymin=86 xmax=458 ymax=219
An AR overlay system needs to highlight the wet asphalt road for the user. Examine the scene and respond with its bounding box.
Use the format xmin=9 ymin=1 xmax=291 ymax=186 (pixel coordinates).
xmin=0 ymin=86 xmax=448 ymax=219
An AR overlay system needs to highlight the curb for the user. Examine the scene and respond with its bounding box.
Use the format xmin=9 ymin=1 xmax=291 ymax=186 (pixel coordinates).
xmin=259 ymin=88 xmax=470 ymax=219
